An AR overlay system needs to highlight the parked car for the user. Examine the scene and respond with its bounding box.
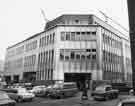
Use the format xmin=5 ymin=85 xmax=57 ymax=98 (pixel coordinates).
xmin=48 ymin=82 xmax=78 ymax=99
xmin=0 ymin=88 xmax=35 ymax=102
xmin=0 ymin=91 xmax=16 ymax=106
xmin=111 ymin=83 xmax=132 ymax=93
xmin=29 ymin=85 xmax=47 ymax=97
xmin=45 ymin=85 xmax=55 ymax=96
xmin=117 ymin=96 xmax=135 ymax=106
xmin=91 ymin=85 xmax=119 ymax=100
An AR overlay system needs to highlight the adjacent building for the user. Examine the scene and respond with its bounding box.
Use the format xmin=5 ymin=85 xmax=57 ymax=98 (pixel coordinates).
xmin=4 ymin=14 xmax=132 ymax=86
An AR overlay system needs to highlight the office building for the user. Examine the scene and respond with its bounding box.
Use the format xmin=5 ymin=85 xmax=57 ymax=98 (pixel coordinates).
xmin=4 ymin=14 xmax=132 ymax=85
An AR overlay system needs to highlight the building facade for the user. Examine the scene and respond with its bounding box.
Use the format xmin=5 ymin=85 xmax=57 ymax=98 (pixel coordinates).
xmin=4 ymin=15 xmax=132 ymax=85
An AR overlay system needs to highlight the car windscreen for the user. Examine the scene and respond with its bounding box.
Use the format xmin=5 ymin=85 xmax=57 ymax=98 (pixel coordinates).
xmin=95 ymin=86 xmax=105 ymax=91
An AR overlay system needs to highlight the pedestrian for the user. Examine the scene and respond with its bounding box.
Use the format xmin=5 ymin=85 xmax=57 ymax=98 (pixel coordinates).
xmin=81 ymin=83 xmax=88 ymax=100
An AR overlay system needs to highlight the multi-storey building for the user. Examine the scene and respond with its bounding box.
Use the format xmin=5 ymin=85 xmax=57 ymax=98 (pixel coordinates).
xmin=4 ymin=14 xmax=132 ymax=86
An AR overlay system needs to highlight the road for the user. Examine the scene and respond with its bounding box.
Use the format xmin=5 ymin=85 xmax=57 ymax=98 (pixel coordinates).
xmin=16 ymin=93 xmax=129 ymax=106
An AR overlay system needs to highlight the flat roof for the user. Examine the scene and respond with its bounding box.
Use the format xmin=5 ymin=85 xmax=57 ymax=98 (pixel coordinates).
xmin=7 ymin=31 xmax=45 ymax=49
xmin=7 ymin=14 xmax=129 ymax=50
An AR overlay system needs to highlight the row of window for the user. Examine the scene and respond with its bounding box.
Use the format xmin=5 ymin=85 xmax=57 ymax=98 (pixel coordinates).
xmin=39 ymin=33 xmax=55 ymax=47
xmin=60 ymin=49 xmax=96 ymax=61
xmin=102 ymin=33 xmax=122 ymax=49
xmin=24 ymin=55 xmax=36 ymax=67
xmin=38 ymin=49 xmax=54 ymax=66
xmin=36 ymin=69 xmax=53 ymax=80
xmin=103 ymin=71 xmax=124 ymax=83
xmin=5 ymin=58 xmax=23 ymax=70
xmin=16 ymin=45 xmax=24 ymax=55
xmin=126 ymin=58 xmax=132 ymax=73
xmin=102 ymin=50 xmax=122 ymax=64
xmin=127 ymin=73 xmax=132 ymax=81
xmin=102 ymin=62 xmax=122 ymax=73
xmin=61 ymin=31 xmax=96 ymax=41
xmin=25 ymin=40 xmax=37 ymax=52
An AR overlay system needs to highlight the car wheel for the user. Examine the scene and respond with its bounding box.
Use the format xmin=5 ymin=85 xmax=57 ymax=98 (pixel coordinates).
xmin=17 ymin=97 xmax=23 ymax=103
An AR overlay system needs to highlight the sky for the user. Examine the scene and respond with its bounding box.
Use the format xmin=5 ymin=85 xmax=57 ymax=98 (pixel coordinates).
xmin=0 ymin=0 xmax=128 ymax=60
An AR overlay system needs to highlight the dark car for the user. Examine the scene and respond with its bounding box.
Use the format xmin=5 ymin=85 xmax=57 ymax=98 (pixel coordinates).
xmin=91 ymin=85 xmax=119 ymax=100
xmin=0 ymin=91 xmax=16 ymax=106
xmin=111 ymin=83 xmax=132 ymax=94
xmin=48 ymin=82 xmax=78 ymax=99
xmin=117 ymin=96 xmax=135 ymax=106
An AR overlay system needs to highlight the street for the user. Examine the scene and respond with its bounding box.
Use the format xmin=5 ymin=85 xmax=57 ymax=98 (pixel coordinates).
xmin=16 ymin=92 xmax=127 ymax=106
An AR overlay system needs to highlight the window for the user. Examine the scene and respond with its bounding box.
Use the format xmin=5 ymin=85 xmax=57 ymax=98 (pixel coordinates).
xmin=60 ymin=50 xmax=64 ymax=60
xmin=52 ymin=33 xmax=55 ymax=43
xmin=87 ymin=54 xmax=91 ymax=60
xmin=65 ymin=32 xmax=70 ymax=40
xmin=65 ymin=56 xmax=69 ymax=60
xmin=47 ymin=36 xmax=49 ymax=45
xmin=92 ymin=31 xmax=96 ymax=35
xmin=86 ymin=49 xmax=91 ymax=52
xmin=92 ymin=49 xmax=96 ymax=52
xmin=70 ymin=52 xmax=75 ymax=60
xmin=76 ymin=54 xmax=80 ymax=60
xmin=75 ymin=19 xmax=79 ymax=23
xmin=76 ymin=32 xmax=80 ymax=40
xmin=71 ymin=32 xmax=75 ymax=40
xmin=81 ymin=55 xmax=85 ymax=60
xmin=61 ymin=32 xmax=65 ymax=41
xmin=92 ymin=54 xmax=96 ymax=60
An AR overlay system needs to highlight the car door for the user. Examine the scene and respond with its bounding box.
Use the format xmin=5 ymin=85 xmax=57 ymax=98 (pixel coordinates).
xmin=105 ymin=86 xmax=113 ymax=98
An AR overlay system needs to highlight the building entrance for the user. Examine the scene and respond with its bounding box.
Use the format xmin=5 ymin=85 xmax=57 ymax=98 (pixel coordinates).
xmin=23 ymin=72 xmax=36 ymax=82
xmin=64 ymin=73 xmax=91 ymax=90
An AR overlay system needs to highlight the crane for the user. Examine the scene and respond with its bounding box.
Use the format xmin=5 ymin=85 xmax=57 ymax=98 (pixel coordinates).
xmin=41 ymin=9 xmax=49 ymax=23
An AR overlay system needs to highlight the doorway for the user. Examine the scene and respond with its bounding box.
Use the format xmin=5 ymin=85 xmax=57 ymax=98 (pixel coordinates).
xmin=64 ymin=73 xmax=91 ymax=90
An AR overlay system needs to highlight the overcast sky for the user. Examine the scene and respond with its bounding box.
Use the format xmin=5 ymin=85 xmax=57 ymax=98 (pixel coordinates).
xmin=0 ymin=0 xmax=128 ymax=60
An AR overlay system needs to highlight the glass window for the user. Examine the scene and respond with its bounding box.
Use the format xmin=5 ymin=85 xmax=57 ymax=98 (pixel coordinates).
xmin=81 ymin=55 xmax=85 ymax=60
xmin=61 ymin=32 xmax=65 ymax=41
xmin=87 ymin=54 xmax=91 ymax=60
xmin=65 ymin=56 xmax=69 ymax=60
xmin=47 ymin=36 xmax=49 ymax=45
xmin=70 ymin=51 xmax=75 ymax=60
xmin=76 ymin=32 xmax=81 ymax=40
xmin=92 ymin=54 xmax=96 ymax=60
xmin=65 ymin=32 xmax=70 ymax=40
xmin=71 ymin=32 xmax=75 ymax=40
xmin=60 ymin=50 xmax=64 ymax=60
xmin=50 ymin=34 xmax=52 ymax=44
xmin=76 ymin=54 xmax=80 ymax=60
xmin=92 ymin=31 xmax=96 ymax=35
xmin=92 ymin=49 xmax=96 ymax=52
xmin=52 ymin=33 xmax=55 ymax=43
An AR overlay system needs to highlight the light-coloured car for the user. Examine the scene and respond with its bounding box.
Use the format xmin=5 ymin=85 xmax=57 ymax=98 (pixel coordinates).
xmin=91 ymin=85 xmax=119 ymax=100
xmin=29 ymin=85 xmax=47 ymax=97
xmin=117 ymin=96 xmax=135 ymax=106
xmin=17 ymin=88 xmax=35 ymax=102
xmin=1 ymin=88 xmax=35 ymax=102
xmin=0 ymin=91 xmax=16 ymax=106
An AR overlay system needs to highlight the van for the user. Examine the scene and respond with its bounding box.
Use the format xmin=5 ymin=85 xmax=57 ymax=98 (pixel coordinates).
xmin=48 ymin=82 xmax=78 ymax=99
